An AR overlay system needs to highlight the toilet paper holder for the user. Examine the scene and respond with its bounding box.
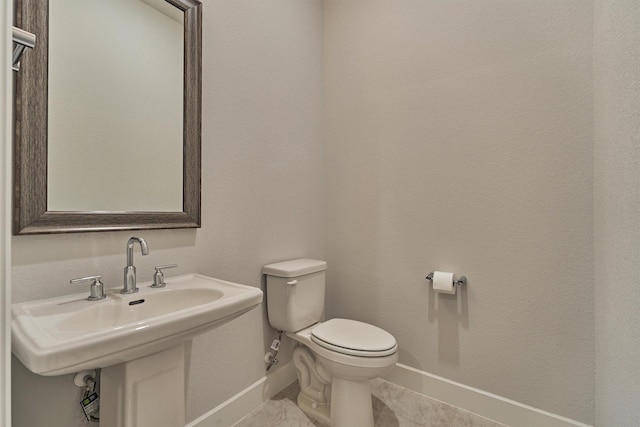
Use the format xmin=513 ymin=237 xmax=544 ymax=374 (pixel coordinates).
xmin=425 ymin=272 xmax=467 ymax=287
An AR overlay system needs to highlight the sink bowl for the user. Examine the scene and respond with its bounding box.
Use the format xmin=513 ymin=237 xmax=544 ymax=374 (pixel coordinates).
xmin=11 ymin=273 xmax=263 ymax=376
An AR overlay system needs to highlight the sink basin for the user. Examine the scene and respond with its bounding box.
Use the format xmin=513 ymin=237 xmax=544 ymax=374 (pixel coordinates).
xmin=11 ymin=273 xmax=263 ymax=376
xmin=56 ymin=287 xmax=225 ymax=332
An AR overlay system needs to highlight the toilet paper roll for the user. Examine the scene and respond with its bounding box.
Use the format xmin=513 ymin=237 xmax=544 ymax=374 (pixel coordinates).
xmin=432 ymin=271 xmax=456 ymax=295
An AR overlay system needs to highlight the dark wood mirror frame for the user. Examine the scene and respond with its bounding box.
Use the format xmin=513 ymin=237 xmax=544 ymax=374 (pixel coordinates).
xmin=13 ymin=0 xmax=201 ymax=235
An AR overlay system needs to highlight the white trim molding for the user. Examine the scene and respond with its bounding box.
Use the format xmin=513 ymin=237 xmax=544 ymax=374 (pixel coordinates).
xmin=186 ymin=361 xmax=592 ymax=427
xmin=384 ymin=364 xmax=593 ymax=427
xmin=1 ymin=1 xmax=14 ymax=424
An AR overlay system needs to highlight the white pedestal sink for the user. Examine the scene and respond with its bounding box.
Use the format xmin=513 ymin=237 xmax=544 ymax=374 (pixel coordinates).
xmin=101 ymin=344 xmax=187 ymax=427
xmin=11 ymin=274 xmax=263 ymax=427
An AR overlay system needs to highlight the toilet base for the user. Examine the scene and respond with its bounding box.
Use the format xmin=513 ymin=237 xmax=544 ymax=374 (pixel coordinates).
xmin=291 ymin=343 xmax=379 ymax=427
xmin=330 ymin=377 xmax=374 ymax=427
xmin=287 ymin=325 xmax=397 ymax=426
xmin=297 ymin=392 xmax=331 ymax=425
xmin=296 ymin=378 xmax=374 ymax=427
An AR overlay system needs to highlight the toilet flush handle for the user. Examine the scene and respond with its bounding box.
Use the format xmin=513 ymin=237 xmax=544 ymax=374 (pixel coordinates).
xmin=286 ymin=280 xmax=298 ymax=286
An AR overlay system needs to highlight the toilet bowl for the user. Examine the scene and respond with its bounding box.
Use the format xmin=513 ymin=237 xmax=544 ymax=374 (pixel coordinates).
xmin=288 ymin=319 xmax=398 ymax=426
xmin=263 ymin=259 xmax=398 ymax=427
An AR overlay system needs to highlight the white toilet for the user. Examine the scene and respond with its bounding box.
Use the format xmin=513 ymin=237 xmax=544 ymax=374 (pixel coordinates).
xmin=263 ymin=259 xmax=398 ymax=427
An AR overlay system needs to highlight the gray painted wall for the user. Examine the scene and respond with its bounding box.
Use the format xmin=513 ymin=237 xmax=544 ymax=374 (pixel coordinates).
xmin=594 ymin=1 xmax=640 ymax=425
xmin=324 ymin=0 xmax=594 ymax=423
xmin=11 ymin=1 xmax=324 ymax=425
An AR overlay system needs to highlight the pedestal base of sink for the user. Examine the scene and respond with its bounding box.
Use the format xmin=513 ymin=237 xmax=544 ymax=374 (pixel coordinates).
xmin=101 ymin=344 xmax=186 ymax=427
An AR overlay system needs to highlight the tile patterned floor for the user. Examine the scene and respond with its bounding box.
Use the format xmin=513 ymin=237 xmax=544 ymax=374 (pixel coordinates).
xmin=233 ymin=378 xmax=506 ymax=427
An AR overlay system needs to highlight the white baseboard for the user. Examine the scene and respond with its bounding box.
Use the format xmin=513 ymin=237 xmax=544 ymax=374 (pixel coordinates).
xmin=187 ymin=361 xmax=592 ymax=427
xmin=186 ymin=362 xmax=297 ymax=427
xmin=384 ymin=363 xmax=593 ymax=427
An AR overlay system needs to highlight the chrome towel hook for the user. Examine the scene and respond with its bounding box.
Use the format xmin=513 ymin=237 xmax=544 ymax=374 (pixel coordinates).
xmin=12 ymin=26 xmax=36 ymax=72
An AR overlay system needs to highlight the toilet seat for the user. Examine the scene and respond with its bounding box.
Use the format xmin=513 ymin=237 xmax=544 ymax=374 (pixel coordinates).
xmin=310 ymin=319 xmax=397 ymax=357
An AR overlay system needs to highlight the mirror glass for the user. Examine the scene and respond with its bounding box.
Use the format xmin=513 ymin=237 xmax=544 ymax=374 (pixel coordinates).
xmin=48 ymin=0 xmax=183 ymax=212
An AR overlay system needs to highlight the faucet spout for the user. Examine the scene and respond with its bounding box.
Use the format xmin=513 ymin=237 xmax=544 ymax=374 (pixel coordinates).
xmin=123 ymin=237 xmax=149 ymax=294
xmin=127 ymin=237 xmax=149 ymax=266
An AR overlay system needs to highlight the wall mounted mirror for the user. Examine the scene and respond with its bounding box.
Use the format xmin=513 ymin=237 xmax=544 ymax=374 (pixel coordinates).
xmin=13 ymin=0 xmax=201 ymax=235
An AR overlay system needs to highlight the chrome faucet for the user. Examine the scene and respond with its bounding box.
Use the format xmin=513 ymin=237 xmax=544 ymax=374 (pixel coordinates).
xmin=122 ymin=237 xmax=149 ymax=294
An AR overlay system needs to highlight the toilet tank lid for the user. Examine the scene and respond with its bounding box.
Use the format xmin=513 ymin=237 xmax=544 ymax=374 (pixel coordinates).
xmin=263 ymin=258 xmax=327 ymax=277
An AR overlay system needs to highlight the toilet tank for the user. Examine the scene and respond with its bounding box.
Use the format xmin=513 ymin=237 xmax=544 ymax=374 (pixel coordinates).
xmin=263 ymin=259 xmax=327 ymax=332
